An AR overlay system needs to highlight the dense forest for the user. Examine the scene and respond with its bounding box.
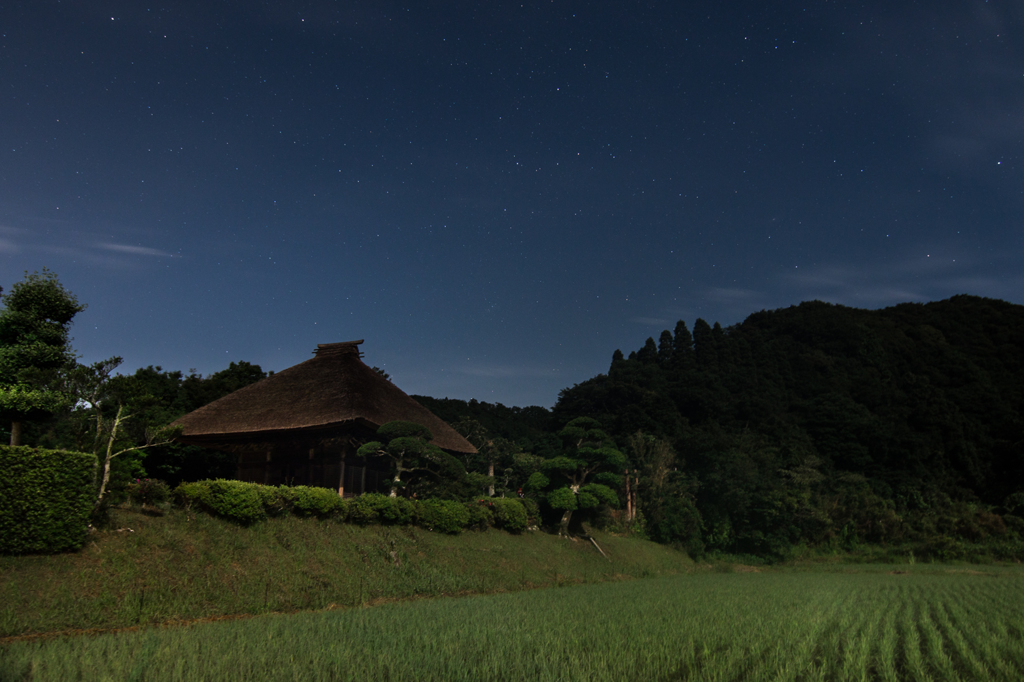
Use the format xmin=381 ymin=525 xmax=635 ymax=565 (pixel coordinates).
xmin=5 ymin=274 xmax=1023 ymax=559
xmin=433 ymin=296 xmax=1024 ymax=558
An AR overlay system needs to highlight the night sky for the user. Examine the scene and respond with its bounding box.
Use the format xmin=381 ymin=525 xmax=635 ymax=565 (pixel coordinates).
xmin=2 ymin=1 xmax=1022 ymax=408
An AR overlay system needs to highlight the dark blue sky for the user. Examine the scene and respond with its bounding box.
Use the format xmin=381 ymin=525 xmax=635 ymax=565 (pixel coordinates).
xmin=3 ymin=1 xmax=1022 ymax=407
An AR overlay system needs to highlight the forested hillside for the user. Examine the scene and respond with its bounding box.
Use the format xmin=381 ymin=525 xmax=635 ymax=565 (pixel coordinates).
xmin=411 ymin=395 xmax=556 ymax=457
xmin=9 ymin=271 xmax=1023 ymax=559
xmin=550 ymin=295 xmax=1024 ymax=556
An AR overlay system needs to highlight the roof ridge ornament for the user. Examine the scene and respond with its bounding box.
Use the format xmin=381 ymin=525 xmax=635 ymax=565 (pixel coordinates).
xmin=314 ymin=340 xmax=364 ymax=357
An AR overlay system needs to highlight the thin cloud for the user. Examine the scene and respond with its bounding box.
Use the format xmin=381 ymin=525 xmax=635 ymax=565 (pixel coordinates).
xmin=0 ymin=225 xmax=181 ymax=271
xmin=97 ymin=243 xmax=176 ymax=258
xmin=781 ymin=250 xmax=1023 ymax=308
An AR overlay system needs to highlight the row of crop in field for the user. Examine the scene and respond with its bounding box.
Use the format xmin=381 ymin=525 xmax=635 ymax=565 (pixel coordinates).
xmin=4 ymin=568 xmax=1024 ymax=681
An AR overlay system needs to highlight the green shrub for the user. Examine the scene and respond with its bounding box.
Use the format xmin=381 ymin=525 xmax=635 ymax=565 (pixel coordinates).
xmin=417 ymin=499 xmax=470 ymax=534
xmin=170 ymin=479 xmax=539 ymax=536
xmin=174 ymin=481 xmax=211 ymax=509
xmin=256 ymin=485 xmax=290 ymax=517
xmin=0 ymin=446 xmax=96 ymax=554
xmin=466 ymin=501 xmax=494 ymax=530
xmin=1004 ymin=514 xmax=1024 ymax=537
xmin=648 ymin=496 xmax=703 ymax=548
xmin=202 ymin=480 xmax=268 ymax=525
xmin=348 ymin=493 xmax=400 ymax=525
xmin=175 ymin=480 xmax=294 ymax=522
xmin=518 ymin=498 xmax=541 ymax=527
xmin=125 ymin=478 xmax=171 ymax=506
xmin=488 ymin=498 xmax=528 ymax=533
xmin=381 ymin=496 xmax=415 ymax=525
xmin=920 ymin=535 xmax=965 ymax=561
xmin=288 ymin=486 xmax=347 ymax=519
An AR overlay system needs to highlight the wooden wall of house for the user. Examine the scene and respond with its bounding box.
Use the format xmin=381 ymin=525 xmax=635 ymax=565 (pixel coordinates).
xmin=236 ymin=450 xmax=389 ymax=496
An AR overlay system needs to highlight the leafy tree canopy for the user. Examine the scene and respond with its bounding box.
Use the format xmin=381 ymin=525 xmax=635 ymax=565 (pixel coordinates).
xmin=0 ymin=270 xmax=85 ymax=443
xmin=358 ymin=421 xmax=467 ymax=498
xmin=526 ymin=416 xmax=626 ymax=534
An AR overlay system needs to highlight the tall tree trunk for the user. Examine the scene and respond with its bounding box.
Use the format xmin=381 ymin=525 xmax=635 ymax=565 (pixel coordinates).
xmin=632 ymin=471 xmax=639 ymax=520
xmin=488 ymin=461 xmax=495 ymax=497
xmin=9 ymin=420 xmax=22 ymax=446
xmin=390 ymin=469 xmax=401 ymax=497
xmin=625 ymin=468 xmax=632 ymax=521
xmin=94 ymin=405 xmax=125 ymax=511
xmin=558 ymin=509 xmax=573 ymax=536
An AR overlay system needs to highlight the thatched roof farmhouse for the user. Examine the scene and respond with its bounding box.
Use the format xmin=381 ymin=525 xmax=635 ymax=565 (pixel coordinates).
xmin=173 ymin=340 xmax=475 ymax=496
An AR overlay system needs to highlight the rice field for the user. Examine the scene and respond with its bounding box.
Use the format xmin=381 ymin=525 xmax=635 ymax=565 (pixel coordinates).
xmin=3 ymin=567 xmax=1023 ymax=681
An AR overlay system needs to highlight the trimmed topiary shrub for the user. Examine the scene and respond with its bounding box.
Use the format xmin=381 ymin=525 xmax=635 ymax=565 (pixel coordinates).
xmin=256 ymin=484 xmax=290 ymax=517
xmin=416 ymin=499 xmax=470 ymax=534
xmin=201 ymin=479 xmax=267 ymax=525
xmin=348 ymin=492 xmax=386 ymax=525
xmin=348 ymin=493 xmax=413 ymax=525
xmin=174 ymin=480 xmax=211 ymax=509
xmin=0 ymin=446 xmax=96 ymax=554
xmin=488 ymin=498 xmax=528 ymax=532
xmin=288 ymin=485 xmax=347 ymax=519
xmin=170 ymin=479 xmax=538 ymax=536
xmin=175 ymin=480 xmax=294 ymax=523
xmin=380 ymin=496 xmax=415 ymax=525
xmin=466 ymin=501 xmax=493 ymax=530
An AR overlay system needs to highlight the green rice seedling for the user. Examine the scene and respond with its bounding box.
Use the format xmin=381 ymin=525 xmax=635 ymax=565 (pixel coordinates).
xmin=956 ymin=582 xmax=1024 ymax=680
xmin=832 ymin=592 xmax=878 ymax=681
xmin=874 ymin=589 xmax=903 ymax=682
xmin=896 ymin=588 xmax=928 ymax=681
xmin=917 ymin=599 xmax=958 ymax=680
xmin=4 ymin=567 xmax=1024 ymax=681
xmin=931 ymin=594 xmax=993 ymax=679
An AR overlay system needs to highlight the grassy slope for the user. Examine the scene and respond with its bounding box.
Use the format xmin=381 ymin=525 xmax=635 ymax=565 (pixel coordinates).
xmin=0 ymin=508 xmax=691 ymax=638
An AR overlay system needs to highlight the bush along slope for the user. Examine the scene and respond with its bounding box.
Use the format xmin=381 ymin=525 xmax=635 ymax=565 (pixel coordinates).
xmin=0 ymin=446 xmax=96 ymax=554
xmin=174 ymin=480 xmax=539 ymax=534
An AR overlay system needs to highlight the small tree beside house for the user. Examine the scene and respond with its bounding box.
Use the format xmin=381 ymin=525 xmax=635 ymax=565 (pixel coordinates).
xmin=357 ymin=421 xmax=466 ymax=497
xmin=526 ymin=417 xmax=626 ymax=535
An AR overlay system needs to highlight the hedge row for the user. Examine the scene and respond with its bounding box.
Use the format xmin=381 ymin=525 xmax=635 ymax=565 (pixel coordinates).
xmin=0 ymin=445 xmax=96 ymax=555
xmin=174 ymin=479 xmax=540 ymax=534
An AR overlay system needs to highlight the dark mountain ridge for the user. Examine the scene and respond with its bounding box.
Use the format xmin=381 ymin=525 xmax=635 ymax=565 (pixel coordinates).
xmin=552 ymin=295 xmax=1024 ymax=555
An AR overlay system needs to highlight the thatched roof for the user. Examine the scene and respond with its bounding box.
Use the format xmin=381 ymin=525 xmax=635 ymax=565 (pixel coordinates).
xmin=172 ymin=341 xmax=476 ymax=454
